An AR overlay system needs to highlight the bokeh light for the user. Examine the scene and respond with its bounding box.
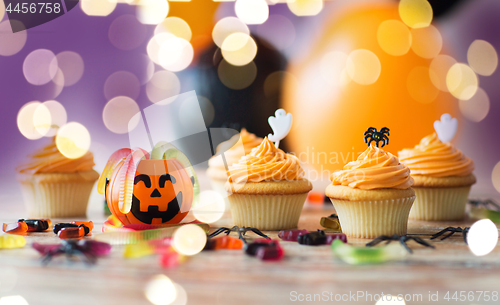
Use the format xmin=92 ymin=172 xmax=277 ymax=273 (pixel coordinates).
xmin=146 ymin=70 xmax=181 ymax=104
xmin=0 ymin=0 xmax=4 ymax=21
xmin=375 ymin=295 xmax=406 ymax=305
xmin=429 ymin=54 xmax=457 ymax=92
xmin=172 ymin=224 xmax=207 ymax=256
xmin=398 ymin=0 xmax=433 ymax=29
xmin=0 ymin=296 xmax=29 ymax=305
xmin=467 ymin=219 xmax=499 ymax=256
xmin=410 ymin=25 xmax=442 ymax=59
xmin=154 ymin=17 xmax=192 ymax=41
xmin=264 ymin=71 xmax=298 ymax=99
xmin=158 ymin=37 xmax=193 ymax=72
xmin=192 ymin=190 xmax=225 ymax=223
xmin=139 ymin=54 xmax=155 ymax=85
xmin=212 ymin=17 xmax=249 ymax=48
xmin=217 ymin=60 xmax=257 ymax=90
xmin=147 ymin=33 xmax=174 ymax=65
xmin=104 ymin=71 xmax=141 ymax=100
xmin=103 ymin=96 xmax=141 ymax=134
xmin=221 ymin=33 xmax=257 ymax=66
xmin=55 ymin=51 xmax=85 ymax=86
xmin=0 ymin=20 xmax=27 ymax=56
xmin=320 ymin=51 xmax=350 ymax=86
xmin=81 ymin=0 xmax=116 ymax=17
xmin=56 ymin=122 xmax=91 ymax=159
xmin=459 ymin=88 xmax=490 ymax=122
xmin=346 ymin=49 xmax=381 ymax=85
xmin=256 ymin=14 xmax=295 ymax=51
xmin=145 ymin=275 xmax=177 ymax=305
xmin=377 ymin=19 xmax=412 ymax=56
xmin=32 ymin=104 xmax=51 ymax=137
xmin=446 ymin=63 xmax=478 ymax=100
xmin=467 ymin=40 xmax=498 ymax=76
xmin=23 ymin=49 xmax=58 ymax=86
xmin=170 ymin=284 xmax=187 ymax=305
xmin=235 ymin=0 xmax=269 ymax=25
xmin=17 ymin=102 xmax=44 ymax=140
xmin=109 ymin=14 xmax=147 ymax=51
xmin=40 ymin=100 xmax=67 ymax=137
xmin=492 ymin=161 xmax=500 ymax=194
xmin=407 ymin=66 xmax=439 ymax=104
xmin=137 ymin=0 xmax=169 ymax=25
xmin=287 ymin=0 xmax=323 ymax=17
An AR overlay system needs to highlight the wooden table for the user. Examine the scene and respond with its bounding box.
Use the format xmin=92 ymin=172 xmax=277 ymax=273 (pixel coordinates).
xmin=1 ymin=199 xmax=500 ymax=305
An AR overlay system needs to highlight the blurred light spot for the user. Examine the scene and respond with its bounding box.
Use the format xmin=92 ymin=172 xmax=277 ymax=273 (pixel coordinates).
xmin=193 ymin=190 xmax=225 ymax=223
xmin=158 ymin=37 xmax=193 ymax=72
xmin=375 ymin=295 xmax=405 ymax=305
xmin=467 ymin=219 xmax=499 ymax=256
xmin=198 ymin=96 xmax=215 ymax=126
xmin=146 ymin=70 xmax=181 ymax=104
xmin=377 ymin=20 xmax=412 ymax=56
xmin=217 ymin=59 xmax=257 ymax=90
xmin=32 ymin=103 xmax=51 ymax=137
xmin=264 ymin=71 xmax=298 ymax=99
xmin=147 ymin=33 xmax=174 ymax=65
xmin=410 ymin=25 xmax=442 ymax=59
xmin=56 ymin=122 xmax=91 ymax=159
xmin=109 ymin=15 xmax=147 ymax=51
xmin=154 ymin=17 xmax=192 ymax=41
xmin=221 ymin=33 xmax=257 ymax=66
xmin=145 ymin=275 xmax=177 ymax=305
xmin=320 ymin=51 xmax=350 ymax=86
xmin=81 ymin=0 xmax=116 ymax=16
xmin=212 ymin=17 xmax=249 ymax=49
xmin=398 ymin=0 xmax=432 ymax=29
xmin=346 ymin=49 xmax=381 ymax=85
xmin=492 ymin=161 xmax=500 ymax=194
xmin=459 ymin=88 xmax=490 ymax=122
xmin=103 ymin=97 xmax=140 ymax=134
xmin=0 ymin=295 xmax=29 ymax=305
xmin=467 ymin=40 xmax=498 ymax=76
xmin=256 ymin=14 xmax=295 ymax=51
xmin=0 ymin=1 xmax=4 ymax=21
xmin=31 ymin=68 xmax=65 ymax=100
xmin=407 ymin=66 xmax=439 ymax=104
xmin=429 ymin=54 xmax=456 ymax=92
xmin=139 ymin=54 xmax=155 ymax=85
xmin=55 ymin=51 xmax=84 ymax=86
xmin=170 ymin=284 xmax=187 ymax=305
xmin=23 ymin=49 xmax=58 ymax=85
xmin=104 ymin=71 xmax=140 ymax=100
xmin=235 ymin=0 xmax=269 ymax=25
xmin=287 ymin=0 xmax=323 ymax=16
xmin=172 ymin=224 xmax=207 ymax=256
xmin=446 ymin=63 xmax=478 ymax=100
xmin=17 ymin=102 xmax=44 ymax=140
xmin=137 ymin=0 xmax=169 ymax=25
xmin=0 ymin=20 xmax=27 ymax=56
xmin=38 ymin=100 xmax=67 ymax=137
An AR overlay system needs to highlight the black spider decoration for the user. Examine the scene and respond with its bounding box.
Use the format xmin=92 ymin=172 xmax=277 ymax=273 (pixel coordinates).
xmin=430 ymin=227 xmax=469 ymax=244
xmin=209 ymin=226 xmax=270 ymax=244
xmin=468 ymin=199 xmax=500 ymax=211
xmin=364 ymin=127 xmax=390 ymax=147
xmin=32 ymin=240 xmax=111 ymax=265
xmin=366 ymin=234 xmax=434 ymax=254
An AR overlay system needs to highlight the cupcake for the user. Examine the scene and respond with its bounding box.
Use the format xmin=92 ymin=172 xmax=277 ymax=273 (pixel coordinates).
xmin=325 ymin=145 xmax=415 ymax=238
xmin=398 ymin=133 xmax=475 ymax=221
xmin=17 ymin=138 xmax=99 ymax=218
xmin=207 ymin=129 xmax=262 ymax=200
xmin=225 ymin=137 xmax=312 ymax=230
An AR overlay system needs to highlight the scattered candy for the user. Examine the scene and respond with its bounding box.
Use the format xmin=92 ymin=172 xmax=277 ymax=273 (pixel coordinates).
xmin=307 ymin=192 xmax=324 ymax=205
xmin=331 ymin=239 xmax=406 ymax=265
xmin=160 ymin=249 xmax=185 ymax=268
xmin=124 ymin=242 xmax=155 ymax=258
xmin=320 ymin=214 xmax=341 ymax=231
xmin=53 ymin=223 xmax=79 ymax=234
xmin=2 ymin=222 xmax=28 ymax=235
xmin=297 ymin=231 xmax=347 ymax=246
xmin=246 ymin=239 xmax=284 ymax=261
xmin=325 ymin=233 xmax=347 ymax=244
xmin=71 ymin=221 xmax=94 ymax=231
xmin=33 ymin=240 xmax=111 ymax=265
xmin=58 ymin=225 xmax=90 ymax=239
xmin=278 ymin=229 xmax=308 ymax=242
xmin=469 ymin=207 xmax=500 ymax=223
xmin=19 ymin=219 xmax=51 ymax=232
xmin=204 ymin=236 xmax=244 ymax=250
xmin=0 ymin=234 xmax=26 ymax=249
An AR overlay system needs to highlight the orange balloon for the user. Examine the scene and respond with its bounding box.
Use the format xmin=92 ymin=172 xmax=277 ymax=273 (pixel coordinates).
xmin=282 ymin=3 xmax=458 ymax=174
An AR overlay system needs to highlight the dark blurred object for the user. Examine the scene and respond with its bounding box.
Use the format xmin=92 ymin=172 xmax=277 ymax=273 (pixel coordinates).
xmin=411 ymin=0 xmax=468 ymax=18
xmin=193 ymin=36 xmax=287 ymax=143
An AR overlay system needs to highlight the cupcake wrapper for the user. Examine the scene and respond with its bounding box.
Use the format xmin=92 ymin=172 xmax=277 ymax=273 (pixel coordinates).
xmin=329 ymin=196 xmax=415 ymax=239
xmin=409 ymin=186 xmax=471 ymax=221
xmin=228 ymin=193 xmax=308 ymax=231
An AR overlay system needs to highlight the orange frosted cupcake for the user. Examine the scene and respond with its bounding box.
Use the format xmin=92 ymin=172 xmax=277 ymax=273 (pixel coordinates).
xmin=17 ymin=139 xmax=99 ymax=218
xmin=325 ymin=145 xmax=415 ymax=238
xmin=225 ymin=137 xmax=312 ymax=230
xmin=398 ymin=133 xmax=475 ymax=221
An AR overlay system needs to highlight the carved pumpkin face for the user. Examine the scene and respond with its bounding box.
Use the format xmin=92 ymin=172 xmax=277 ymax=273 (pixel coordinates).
xmin=106 ymin=159 xmax=194 ymax=225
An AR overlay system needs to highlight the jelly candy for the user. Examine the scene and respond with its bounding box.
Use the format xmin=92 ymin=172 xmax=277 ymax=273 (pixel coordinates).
xmin=124 ymin=242 xmax=155 ymax=258
xmin=278 ymin=229 xmax=309 ymax=242
xmin=307 ymin=192 xmax=325 ymax=205
xmin=71 ymin=221 xmax=94 ymax=231
xmin=2 ymin=222 xmax=28 ymax=235
xmin=246 ymin=239 xmax=284 ymax=261
xmin=204 ymin=236 xmax=244 ymax=250
xmin=320 ymin=214 xmax=341 ymax=231
xmin=58 ymin=225 xmax=90 ymax=239
xmin=19 ymin=219 xmax=51 ymax=232
xmin=331 ymin=239 xmax=406 ymax=265
xmin=469 ymin=207 xmax=500 ymax=223
xmin=0 ymin=234 xmax=26 ymax=249
xmin=53 ymin=223 xmax=79 ymax=234
xmin=33 ymin=240 xmax=111 ymax=265
xmin=325 ymin=233 xmax=347 ymax=244
xmin=160 ymin=249 xmax=184 ymax=268
xmin=298 ymin=231 xmax=347 ymax=246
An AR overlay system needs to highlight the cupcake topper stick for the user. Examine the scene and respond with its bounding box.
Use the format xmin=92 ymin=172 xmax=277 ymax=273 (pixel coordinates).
xmin=434 ymin=113 xmax=457 ymax=143
xmin=268 ymin=109 xmax=293 ymax=148
xmin=364 ymin=127 xmax=390 ymax=147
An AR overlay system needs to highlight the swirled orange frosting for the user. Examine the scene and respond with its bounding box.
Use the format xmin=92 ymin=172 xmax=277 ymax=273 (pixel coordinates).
xmin=227 ymin=137 xmax=305 ymax=183
xmin=17 ymin=138 xmax=95 ymax=174
xmin=398 ymin=133 xmax=474 ymax=177
xmin=208 ymin=128 xmax=263 ymax=169
xmin=330 ymin=145 xmax=413 ymax=190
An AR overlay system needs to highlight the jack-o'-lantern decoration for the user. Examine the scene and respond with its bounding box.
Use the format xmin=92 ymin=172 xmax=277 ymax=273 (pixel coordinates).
xmin=97 ymin=142 xmax=199 ymax=226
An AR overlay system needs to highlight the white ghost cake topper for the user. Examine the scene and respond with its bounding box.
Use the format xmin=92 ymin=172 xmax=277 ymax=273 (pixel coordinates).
xmin=434 ymin=113 xmax=458 ymax=143
xmin=268 ymin=109 xmax=293 ymax=148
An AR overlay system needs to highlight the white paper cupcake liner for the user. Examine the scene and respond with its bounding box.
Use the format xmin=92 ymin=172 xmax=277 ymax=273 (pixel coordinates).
xmin=409 ymin=186 xmax=471 ymax=221
xmin=227 ymin=193 xmax=308 ymax=230
xmin=329 ymin=196 xmax=415 ymax=238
